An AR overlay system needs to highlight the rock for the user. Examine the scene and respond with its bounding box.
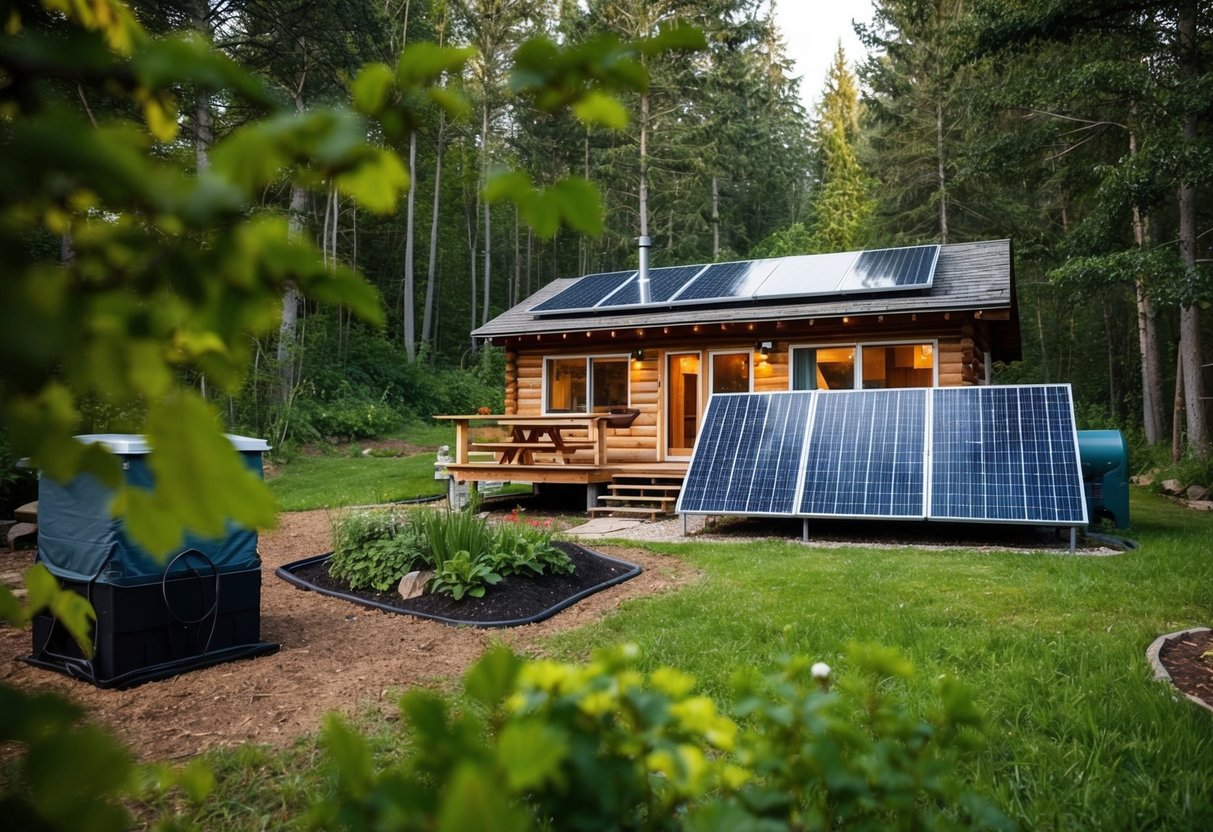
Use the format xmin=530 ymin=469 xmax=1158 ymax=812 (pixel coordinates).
xmin=1160 ymin=479 xmax=1186 ymax=496
xmin=1132 ymin=474 xmax=1154 ymax=487
xmin=397 ymin=570 xmax=433 ymax=600
xmin=1187 ymin=484 xmax=1209 ymax=502
xmin=1187 ymin=501 xmax=1213 ymax=512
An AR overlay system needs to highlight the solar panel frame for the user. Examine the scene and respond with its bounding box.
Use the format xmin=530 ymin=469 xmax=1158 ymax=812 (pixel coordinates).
xmin=927 ymin=384 xmax=1088 ymax=526
xmin=595 ymin=264 xmax=709 ymax=309
xmin=836 ymin=245 xmax=940 ymax=294
xmin=675 ymin=391 xmax=815 ymax=517
xmin=529 ymin=270 xmax=638 ymax=314
xmin=750 ymin=251 xmax=859 ymax=301
xmin=666 ymin=260 xmax=778 ymax=306
xmin=798 ymin=389 xmax=929 ymax=520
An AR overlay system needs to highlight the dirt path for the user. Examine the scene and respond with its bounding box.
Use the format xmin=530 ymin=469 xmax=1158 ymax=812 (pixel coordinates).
xmin=0 ymin=511 xmax=699 ymax=761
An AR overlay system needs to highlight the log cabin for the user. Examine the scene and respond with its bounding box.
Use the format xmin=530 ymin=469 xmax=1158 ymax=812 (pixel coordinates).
xmin=440 ymin=239 xmax=1021 ymax=516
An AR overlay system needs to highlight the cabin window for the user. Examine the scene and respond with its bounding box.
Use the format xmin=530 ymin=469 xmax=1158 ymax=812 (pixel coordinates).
xmin=860 ymin=343 xmax=934 ymax=389
xmin=791 ymin=342 xmax=935 ymax=390
xmin=710 ymin=351 xmax=751 ymax=394
xmin=591 ymin=358 xmax=628 ymax=412
xmin=790 ymin=347 xmax=856 ymax=390
xmin=544 ymin=356 xmax=628 ymax=413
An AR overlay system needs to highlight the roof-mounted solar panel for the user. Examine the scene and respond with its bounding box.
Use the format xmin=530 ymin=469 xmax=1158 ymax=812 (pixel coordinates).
xmin=530 ymin=245 xmax=939 ymax=316
xmin=838 ymin=245 xmax=940 ymax=293
xmin=750 ymin=251 xmax=859 ymax=301
xmin=598 ymin=264 xmax=707 ymax=308
xmin=530 ymin=270 xmax=636 ymax=314
xmin=670 ymin=260 xmax=778 ymax=304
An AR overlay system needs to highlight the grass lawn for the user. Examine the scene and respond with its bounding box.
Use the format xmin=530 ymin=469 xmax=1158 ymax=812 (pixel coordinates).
xmin=266 ymin=423 xmax=531 ymax=510
xmin=155 ymin=488 xmax=1213 ymax=829
xmin=267 ymin=453 xmax=445 ymax=510
xmin=546 ymin=490 xmax=1213 ymax=829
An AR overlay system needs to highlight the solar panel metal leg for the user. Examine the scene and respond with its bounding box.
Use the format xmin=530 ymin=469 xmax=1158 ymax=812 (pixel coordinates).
xmin=1069 ymin=527 xmax=1076 ymax=554
xmin=682 ymin=513 xmax=687 ymax=536
xmin=803 ymin=519 xmax=809 ymax=543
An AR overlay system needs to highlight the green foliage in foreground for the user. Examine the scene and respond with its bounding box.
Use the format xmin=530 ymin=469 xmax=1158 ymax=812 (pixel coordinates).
xmin=547 ymin=490 xmax=1213 ymax=830
xmin=309 ymin=644 xmax=1007 ymax=831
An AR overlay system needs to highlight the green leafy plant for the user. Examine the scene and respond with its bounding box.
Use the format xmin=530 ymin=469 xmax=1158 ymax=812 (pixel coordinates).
xmin=413 ymin=506 xmax=496 ymax=572
xmin=491 ymin=514 xmax=573 ymax=577
xmin=428 ymin=549 xmax=502 ymax=601
xmin=308 ymin=644 xmax=1009 ymax=831
xmin=328 ymin=508 xmax=426 ymax=591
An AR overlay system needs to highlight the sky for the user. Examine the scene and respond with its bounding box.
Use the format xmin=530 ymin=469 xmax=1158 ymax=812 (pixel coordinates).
xmin=770 ymin=0 xmax=876 ymax=110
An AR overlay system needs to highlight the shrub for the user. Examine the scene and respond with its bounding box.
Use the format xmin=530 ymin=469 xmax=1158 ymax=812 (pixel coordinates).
xmin=328 ymin=509 xmax=426 ymax=591
xmin=310 ymin=644 xmax=1010 ymax=831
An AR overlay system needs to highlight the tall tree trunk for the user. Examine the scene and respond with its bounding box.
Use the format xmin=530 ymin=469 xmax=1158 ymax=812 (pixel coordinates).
xmin=936 ymin=100 xmax=948 ymax=244
xmin=466 ymin=174 xmax=478 ymax=353
xmin=1173 ymin=347 xmax=1185 ymax=462
xmin=1177 ymin=0 xmax=1208 ymax=453
xmin=403 ymin=131 xmax=418 ymax=360
xmin=512 ymin=204 xmax=521 ymax=305
xmin=278 ymin=184 xmax=306 ymax=400
xmin=422 ymin=117 xmax=445 ymax=345
xmin=525 ymin=226 xmax=533 ymax=296
xmin=481 ymin=102 xmax=492 ymax=326
xmin=1130 ymin=123 xmax=1163 ymax=444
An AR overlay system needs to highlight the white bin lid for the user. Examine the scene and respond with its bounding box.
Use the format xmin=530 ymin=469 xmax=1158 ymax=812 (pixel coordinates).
xmin=74 ymin=433 xmax=271 ymax=454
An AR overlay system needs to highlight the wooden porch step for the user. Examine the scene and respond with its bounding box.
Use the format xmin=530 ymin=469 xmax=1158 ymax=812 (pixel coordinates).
xmin=599 ymin=495 xmax=677 ymax=506
xmin=607 ymin=483 xmax=682 ymax=494
xmin=588 ymin=506 xmax=667 ymax=520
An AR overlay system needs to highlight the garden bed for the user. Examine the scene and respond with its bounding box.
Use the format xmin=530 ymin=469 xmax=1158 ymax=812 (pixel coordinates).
xmin=278 ymin=542 xmax=641 ymax=627
xmin=1149 ymin=627 xmax=1213 ymax=712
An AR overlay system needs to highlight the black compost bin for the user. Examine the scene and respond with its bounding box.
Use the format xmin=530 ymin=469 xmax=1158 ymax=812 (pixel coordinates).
xmin=26 ymin=434 xmax=279 ymax=688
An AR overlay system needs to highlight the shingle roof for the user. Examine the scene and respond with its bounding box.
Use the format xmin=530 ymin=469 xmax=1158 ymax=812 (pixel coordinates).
xmin=474 ymin=239 xmax=1014 ymax=339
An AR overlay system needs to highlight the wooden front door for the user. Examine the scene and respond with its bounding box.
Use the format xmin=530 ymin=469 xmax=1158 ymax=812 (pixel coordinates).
xmin=665 ymin=352 xmax=700 ymax=459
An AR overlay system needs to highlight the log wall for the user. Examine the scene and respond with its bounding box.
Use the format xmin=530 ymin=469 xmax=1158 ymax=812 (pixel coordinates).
xmin=509 ymin=321 xmax=987 ymax=462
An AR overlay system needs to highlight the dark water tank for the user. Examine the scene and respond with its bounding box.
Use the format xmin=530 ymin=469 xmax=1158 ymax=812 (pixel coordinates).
xmin=26 ymin=434 xmax=278 ymax=688
xmin=1076 ymin=430 xmax=1129 ymax=529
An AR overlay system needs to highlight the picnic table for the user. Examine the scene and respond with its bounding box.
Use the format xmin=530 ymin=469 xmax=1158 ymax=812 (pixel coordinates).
xmin=434 ymin=413 xmax=612 ymax=466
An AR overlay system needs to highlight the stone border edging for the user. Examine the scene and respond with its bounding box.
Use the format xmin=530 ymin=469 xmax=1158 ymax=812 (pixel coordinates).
xmin=1146 ymin=626 xmax=1213 ymax=714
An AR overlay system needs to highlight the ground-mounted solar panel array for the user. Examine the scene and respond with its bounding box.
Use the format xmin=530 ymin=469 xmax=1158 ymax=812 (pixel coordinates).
xmin=530 ymin=244 xmax=941 ymax=315
xmin=675 ymin=384 xmax=1088 ymax=529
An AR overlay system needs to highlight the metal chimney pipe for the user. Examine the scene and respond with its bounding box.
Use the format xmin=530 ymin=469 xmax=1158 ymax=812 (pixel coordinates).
xmin=637 ymin=235 xmax=652 ymax=304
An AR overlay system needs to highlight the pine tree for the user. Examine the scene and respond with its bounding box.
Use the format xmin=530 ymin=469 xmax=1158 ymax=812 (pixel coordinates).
xmin=808 ymin=46 xmax=871 ymax=252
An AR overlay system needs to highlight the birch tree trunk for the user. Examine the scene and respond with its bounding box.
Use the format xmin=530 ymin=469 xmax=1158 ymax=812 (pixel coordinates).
xmin=403 ymin=131 xmax=417 ymax=360
xmin=1177 ymin=0 xmax=1208 ymax=453
xmin=481 ymin=101 xmax=492 ymax=326
xmin=422 ymin=116 xmax=444 ymax=345
xmin=1130 ymin=116 xmax=1163 ymax=444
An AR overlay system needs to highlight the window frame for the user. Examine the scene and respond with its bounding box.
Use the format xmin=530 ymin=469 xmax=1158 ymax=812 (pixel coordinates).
xmin=541 ymin=353 xmax=631 ymax=415
xmin=788 ymin=339 xmax=940 ymax=391
xmin=707 ymin=348 xmax=754 ymax=395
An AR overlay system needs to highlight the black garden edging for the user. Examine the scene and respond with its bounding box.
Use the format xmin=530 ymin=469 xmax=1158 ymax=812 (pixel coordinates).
xmin=276 ymin=541 xmax=642 ymax=628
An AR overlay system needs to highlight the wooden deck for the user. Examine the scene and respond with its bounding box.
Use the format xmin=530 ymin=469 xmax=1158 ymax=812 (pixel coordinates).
xmin=444 ymin=460 xmax=688 ymax=486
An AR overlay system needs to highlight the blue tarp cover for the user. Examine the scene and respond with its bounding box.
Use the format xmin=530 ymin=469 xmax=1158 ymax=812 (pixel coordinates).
xmin=38 ymin=452 xmax=263 ymax=587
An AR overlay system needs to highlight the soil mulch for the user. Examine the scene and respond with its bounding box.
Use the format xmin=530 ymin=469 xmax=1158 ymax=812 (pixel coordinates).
xmin=1158 ymin=629 xmax=1213 ymax=709
xmin=284 ymin=542 xmax=638 ymax=626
